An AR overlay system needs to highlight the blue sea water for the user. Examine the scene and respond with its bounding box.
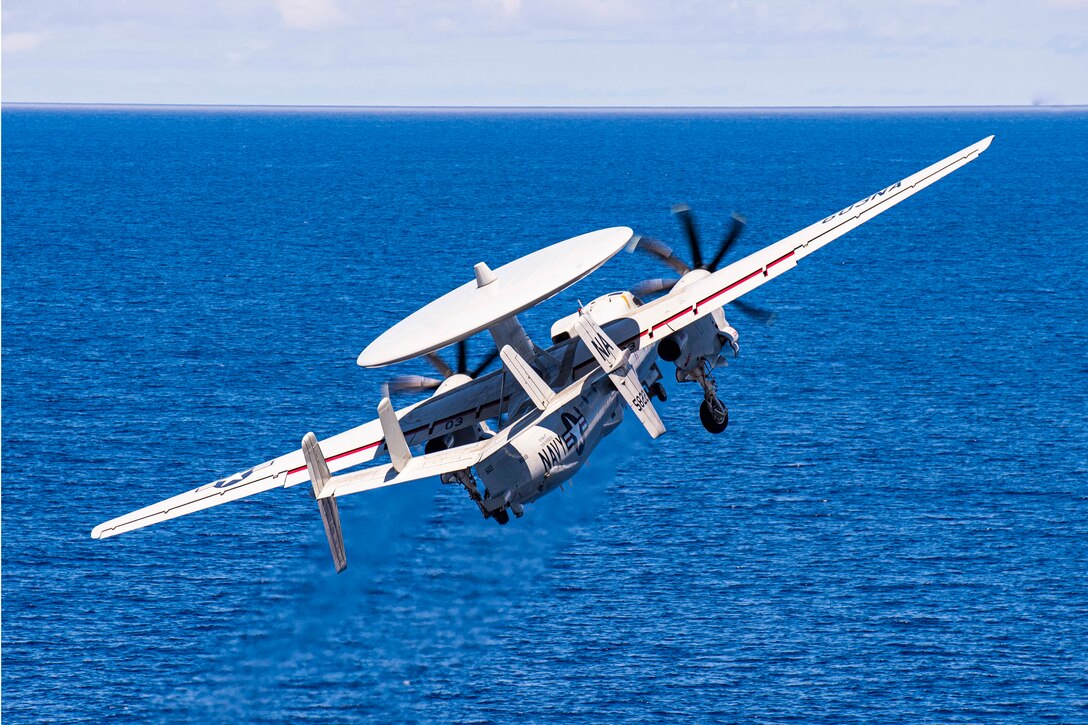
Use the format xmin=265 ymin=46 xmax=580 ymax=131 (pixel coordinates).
xmin=3 ymin=106 xmax=1087 ymax=723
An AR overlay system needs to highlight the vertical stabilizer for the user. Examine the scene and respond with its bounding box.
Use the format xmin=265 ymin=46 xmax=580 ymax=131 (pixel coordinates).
xmin=499 ymin=345 xmax=554 ymax=411
xmin=302 ymin=432 xmax=347 ymax=573
xmin=573 ymin=313 xmax=666 ymax=439
xmin=377 ymin=397 xmax=412 ymax=472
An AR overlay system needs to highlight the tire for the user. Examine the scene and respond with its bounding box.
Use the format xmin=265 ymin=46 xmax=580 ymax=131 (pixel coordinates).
xmin=492 ymin=508 xmax=510 ymax=525
xmin=699 ymin=399 xmax=728 ymax=434
xmin=651 ymin=382 xmax=668 ymax=402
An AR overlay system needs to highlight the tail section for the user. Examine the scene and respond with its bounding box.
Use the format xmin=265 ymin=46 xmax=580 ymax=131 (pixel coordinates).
xmin=573 ymin=313 xmax=666 ymax=439
xmin=302 ymin=432 xmax=347 ymax=573
xmin=499 ymin=344 xmax=554 ymax=411
xmin=377 ymin=397 xmax=412 ymax=472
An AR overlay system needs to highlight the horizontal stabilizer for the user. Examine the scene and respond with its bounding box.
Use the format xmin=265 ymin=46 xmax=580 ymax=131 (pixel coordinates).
xmin=325 ymin=435 xmax=504 ymax=498
xmin=499 ymin=345 xmax=553 ymax=411
xmin=302 ymin=432 xmax=347 ymax=573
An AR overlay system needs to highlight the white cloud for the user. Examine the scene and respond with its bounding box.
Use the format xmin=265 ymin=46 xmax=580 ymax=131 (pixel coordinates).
xmin=275 ymin=0 xmax=342 ymax=30
xmin=478 ymin=0 xmax=522 ymax=20
xmin=0 ymin=0 xmax=1085 ymax=104
xmin=3 ymin=31 xmax=46 ymax=53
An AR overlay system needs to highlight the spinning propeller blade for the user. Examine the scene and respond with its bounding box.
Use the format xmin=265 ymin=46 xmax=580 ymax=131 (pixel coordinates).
xmin=469 ymin=349 xmax=500 ymax=378
xmin=383 ymin=374 xmax=444 ymax=397
xmin=672 ymin=203 xmax=703 ymax=270
xmin=389 ymin=340 xmax=500 ymax=397
xmin=650 ymin=206 xmax=746 ymax=273
xmin=424 ymin=351 xmax=456 ymax=379
xmin=706 ymin=213 xmax=746 ymax=272
xmin=634 ymin=236 xmax=692 ymax=276
xmin=640 ymin=205 xmax=775 ymax=323
xmin=632 ymin=278 xmax=680 ymax=298
xmin=730 ymin=298 xmax=777 ymax=325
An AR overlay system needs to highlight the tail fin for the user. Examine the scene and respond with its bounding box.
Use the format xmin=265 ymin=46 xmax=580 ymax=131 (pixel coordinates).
xmin=499 ymin=345 xmax=553 ymax=411
xmin=302 ymin=432 xmax=347 ymax=573
xmin=573 ymin=312 xmax=666 ymax=439
xmin=377 ymin=397 xmax=412 ymax=472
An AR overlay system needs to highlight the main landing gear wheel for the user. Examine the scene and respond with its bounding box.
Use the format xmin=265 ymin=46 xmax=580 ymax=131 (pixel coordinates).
xmin=649 ymin=381 xmax=668 ymax=402
xmin=492 ymin=508 xmax=510 ymax=525
xmin=699 ymin=399 xmax=729 ymax=434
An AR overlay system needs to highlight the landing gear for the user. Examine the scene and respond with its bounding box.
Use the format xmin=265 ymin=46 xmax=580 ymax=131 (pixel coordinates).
xmin=478 ymin=486 xmax=512 ymax=525
xmin=699 ymin=399 xmax=728 ymax=433
xmin=690 ymin=365 xmax=728 ymax=434
xmin=649 ymin=381 xmax=668 ymax=402
xmin=443 ymin=469 xmax=498 ymax=521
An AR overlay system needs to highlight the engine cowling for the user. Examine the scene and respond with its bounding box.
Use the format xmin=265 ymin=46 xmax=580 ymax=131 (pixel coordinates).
xmin=658 ymin=309 xmax=738 ymax=377
xmin=657 ymin=330 xmax=688 ymax=362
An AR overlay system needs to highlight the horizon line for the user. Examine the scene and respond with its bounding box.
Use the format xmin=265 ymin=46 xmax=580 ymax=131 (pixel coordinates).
xmin=3 ymin=101 xmax=1087 ymax=114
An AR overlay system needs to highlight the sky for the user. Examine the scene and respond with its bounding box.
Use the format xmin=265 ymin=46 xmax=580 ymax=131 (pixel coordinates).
xmin=2 ymin=0 xmax=1087 ymax=106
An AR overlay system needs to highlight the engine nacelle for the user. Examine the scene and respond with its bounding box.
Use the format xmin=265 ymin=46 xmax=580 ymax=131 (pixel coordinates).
xmin=661 ymin=309 xmax=739 ymax=377
xmin=424 ymin=373 xmax=486 ymax=453
xmin=657 ymin=330 xmax=688 ymax=362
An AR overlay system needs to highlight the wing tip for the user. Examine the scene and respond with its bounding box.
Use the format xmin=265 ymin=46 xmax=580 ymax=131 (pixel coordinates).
xmin=977 ymin=134 xmax=995 ymax=153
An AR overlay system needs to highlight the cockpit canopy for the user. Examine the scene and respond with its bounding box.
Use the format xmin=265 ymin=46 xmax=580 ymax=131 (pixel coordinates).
xmin=549 ymin=291 xmax=642 ymax=344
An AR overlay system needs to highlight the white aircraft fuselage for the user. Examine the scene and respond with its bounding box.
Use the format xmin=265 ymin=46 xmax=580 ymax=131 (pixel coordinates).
xmin=476 ymin=344 xmax=660 ymax=514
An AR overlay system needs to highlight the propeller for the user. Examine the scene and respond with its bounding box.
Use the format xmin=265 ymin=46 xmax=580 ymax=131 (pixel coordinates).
xmin=652 ymin=204 xmax=746 ymax=275
xmin=731 ymin=299 xmax=777 ymax=325
xmin=631 ymin=278 xmax=679 ymax=298
xmin=383 ymin=374 xmax=445 ymax=397
xmin=673 ymin=204 xmax=704 ymax=270
xmin=706 ymin=212 xmax=746 ymax=272
xmin=634 ymin=205 xmax=774 ymax=324
xmin=635 ymin=237 xmax=692 ymax=276
xmin=384 ymin=339 xmax=500 ymax=397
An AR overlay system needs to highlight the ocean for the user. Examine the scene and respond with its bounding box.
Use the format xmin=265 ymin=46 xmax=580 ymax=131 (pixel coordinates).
xmin=2 ymin=106 xmax=1086 ymax=722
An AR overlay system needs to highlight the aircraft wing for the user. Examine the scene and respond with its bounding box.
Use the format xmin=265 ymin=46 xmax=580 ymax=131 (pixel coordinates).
xmin=92 ymin=343 xmax=584 ymax=539
xmin=91 ymin=418 xmax=387 ymax=539
xmin=619 ymin=136 xmax=994 ymax=349
xmin=94 ymin=136 xmax=991 ymax=541
xmin=91 ymin=372 xmax=512 ymax=538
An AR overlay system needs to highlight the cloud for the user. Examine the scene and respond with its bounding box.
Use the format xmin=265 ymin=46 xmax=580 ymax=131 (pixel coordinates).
xmin=3 ymin=31 xmax=46 ymax=53
xmin=478 ymin=0 xmax=522 ymax=20
xmin=275 ymin=0 xmax=342 ymax=30
xmin=1 ymin=0 xmax=1085 ymax=105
